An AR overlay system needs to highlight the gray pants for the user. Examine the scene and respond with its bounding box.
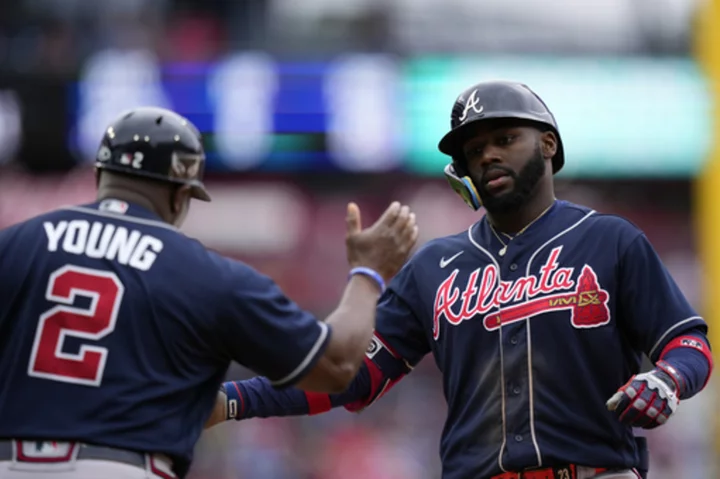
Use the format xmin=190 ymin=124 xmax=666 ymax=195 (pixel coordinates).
xmin=577 ymin=466 xmax=642 ymax=479
xmin=0 ymin=441 xmax=175 ymax=479
xmin=0 ymin=461 xmax=170 ymax=479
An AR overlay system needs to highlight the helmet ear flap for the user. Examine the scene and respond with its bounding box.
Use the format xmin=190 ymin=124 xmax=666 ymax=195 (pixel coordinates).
xmin=443 ymin=163 xmax=482 ymax=211
xmin=452 ymin=157 xmax=469 ymax=177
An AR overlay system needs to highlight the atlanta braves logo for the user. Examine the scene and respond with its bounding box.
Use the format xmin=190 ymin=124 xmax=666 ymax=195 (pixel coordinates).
xmin=458 ymin=89 xmax=484 ymax=122
xmin=432 ymin=246 xmax=610 ymax=340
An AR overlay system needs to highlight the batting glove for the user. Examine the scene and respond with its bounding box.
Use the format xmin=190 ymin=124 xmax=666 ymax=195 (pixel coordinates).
xmin=605 ymin=360 xmax=684 ymax=429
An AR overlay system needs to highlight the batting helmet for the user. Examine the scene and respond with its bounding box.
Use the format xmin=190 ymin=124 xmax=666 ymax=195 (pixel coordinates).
xmin=437 ymin=81 xmax=563 ymax=210
xmin=95 ymin=106 xmax=211 ymax=201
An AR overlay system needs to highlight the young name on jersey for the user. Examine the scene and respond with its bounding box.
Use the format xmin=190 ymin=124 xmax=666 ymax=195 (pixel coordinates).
xmin=43 ymin=219 xmax=164 ymax=271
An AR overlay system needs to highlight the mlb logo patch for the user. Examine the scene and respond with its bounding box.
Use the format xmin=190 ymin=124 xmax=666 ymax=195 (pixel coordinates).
xmin=99 ymin=199 xmax=129 ymax=214
xmin=681 ymin=338 xmax=703 ymax=350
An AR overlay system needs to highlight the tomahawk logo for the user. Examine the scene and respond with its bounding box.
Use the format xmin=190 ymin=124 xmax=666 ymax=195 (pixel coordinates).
xmin=458 ymin=89 xmax=484 ymax=122
xmin=432 ymin=246 xmax=611 ymax=339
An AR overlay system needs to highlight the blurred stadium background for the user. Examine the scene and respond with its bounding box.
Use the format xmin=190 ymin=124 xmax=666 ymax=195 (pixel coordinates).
xmin=0 ymin=0 xmax=719 ymax=477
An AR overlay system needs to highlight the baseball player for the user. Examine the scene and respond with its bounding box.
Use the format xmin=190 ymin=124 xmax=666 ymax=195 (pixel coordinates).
xmin=211 ymin=81 xmax=714 ymax=479
xmin=0 ymin=106 xmax=418 ymax=479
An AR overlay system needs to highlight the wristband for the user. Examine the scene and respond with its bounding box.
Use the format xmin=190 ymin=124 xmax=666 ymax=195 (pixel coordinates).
xmin=348 ymin=267 xmax=386 ymax=294
xmin=655 ymin=360 xmax=686 ymax=397
xmin=222 ymin=382 xmax=245 ymax=420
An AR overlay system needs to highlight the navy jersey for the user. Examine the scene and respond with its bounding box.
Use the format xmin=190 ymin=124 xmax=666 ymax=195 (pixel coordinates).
xmin=372 ymin=200 xmax=706 ymax=479
xmin=0 ymin=199 xmax=330 ymax=476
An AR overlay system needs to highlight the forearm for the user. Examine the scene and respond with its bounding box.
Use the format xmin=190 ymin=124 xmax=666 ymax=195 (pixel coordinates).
xmin=658 ymin=331 xmax=713 ymax=399
xmin=322 ymin=275 xmax=383 ymax=375
xmin=204 ymin=391 xmax=228 ymax=429
xmin=294 ymin=275 xmax=383 ymax=393
xmin=223 ymin=364 xmax=372 ymax=421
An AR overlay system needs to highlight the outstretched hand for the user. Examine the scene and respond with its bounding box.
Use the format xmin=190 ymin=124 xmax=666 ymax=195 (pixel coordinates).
xmin=345 ymin=201 xmax=419 ymax=282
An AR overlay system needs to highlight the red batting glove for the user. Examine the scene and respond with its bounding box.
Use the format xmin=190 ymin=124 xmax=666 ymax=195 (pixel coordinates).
xmin=605 ymin=360 xmax=683 ymax=429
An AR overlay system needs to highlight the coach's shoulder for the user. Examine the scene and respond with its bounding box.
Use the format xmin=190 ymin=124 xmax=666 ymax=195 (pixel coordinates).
xmin=203 ymin=247 xmax=268 ymax=285
xmin=0 ymin=209 xmax=61 ymax=245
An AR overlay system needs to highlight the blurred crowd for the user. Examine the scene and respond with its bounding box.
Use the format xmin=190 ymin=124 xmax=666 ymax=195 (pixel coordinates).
xmin=0 ymin=0 xmax=715 ymax=478
xmin=0 ymin=0 xmax=707 ymax=77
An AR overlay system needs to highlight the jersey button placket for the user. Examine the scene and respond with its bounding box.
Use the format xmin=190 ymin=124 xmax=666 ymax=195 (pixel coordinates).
xmin=496 ymin=250 xmax=532 ymax=468
xmin=498 ymin=252 xmax=534 ymax=467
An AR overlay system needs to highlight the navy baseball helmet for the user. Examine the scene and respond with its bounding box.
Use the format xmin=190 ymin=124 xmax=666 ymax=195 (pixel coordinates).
xmin=437 ymin=81 xmax=564 ymax=210
xmin=95 ymin=106 xmax=211 ymax=201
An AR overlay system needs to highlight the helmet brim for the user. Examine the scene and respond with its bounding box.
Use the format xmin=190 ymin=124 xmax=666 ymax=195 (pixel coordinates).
xmin=438 ymin=113 xmax=565 ymax=174
xmin=190 ymin=183 xmax=211 ymax=202
xmin=96 ymin=162 xmax=212 ymax=201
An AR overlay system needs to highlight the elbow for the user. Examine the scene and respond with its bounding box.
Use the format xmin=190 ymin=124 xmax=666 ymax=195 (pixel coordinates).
xmin=321 ymin=381 xmax=350 ymax=395
xmin=309 ymin=360 xmax=357 ymax=394
xmin=324 ymin=363 xmax=358 ymax=393
xmin=297 ymin=356 xmax=360 ymax=394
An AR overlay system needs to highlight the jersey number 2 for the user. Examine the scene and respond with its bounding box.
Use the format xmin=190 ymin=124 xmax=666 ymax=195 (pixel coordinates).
xmin=27 ymin=265 xmax=125 ymax=387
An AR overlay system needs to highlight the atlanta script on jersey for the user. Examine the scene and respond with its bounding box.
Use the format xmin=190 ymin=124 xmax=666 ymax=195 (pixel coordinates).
xmin=354 ymin=200 xmax=705 ymax=479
